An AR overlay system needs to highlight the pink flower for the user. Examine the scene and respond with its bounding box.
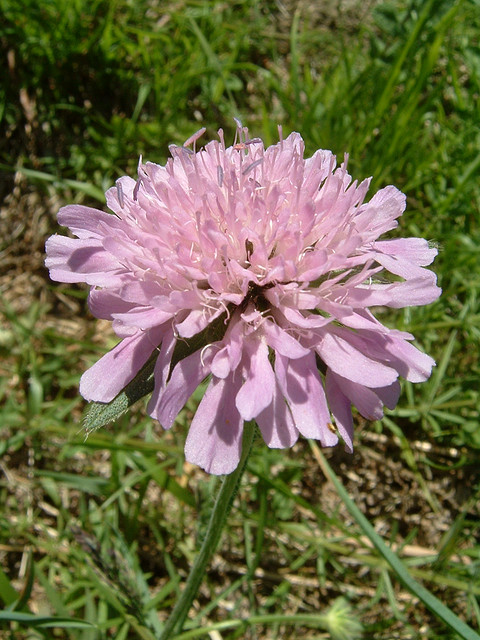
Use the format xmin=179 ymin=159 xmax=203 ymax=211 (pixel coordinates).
xmin=45 ymin=124 xmax=441 ymax=474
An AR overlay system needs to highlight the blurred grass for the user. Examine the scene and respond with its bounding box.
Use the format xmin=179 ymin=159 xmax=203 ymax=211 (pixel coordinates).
xmin=1 ymin=0 xmax=479 ymax=638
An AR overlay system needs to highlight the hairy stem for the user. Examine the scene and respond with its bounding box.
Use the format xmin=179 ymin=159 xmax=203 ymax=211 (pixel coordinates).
xmin=159 ymin=421 xmax=256 ymax=639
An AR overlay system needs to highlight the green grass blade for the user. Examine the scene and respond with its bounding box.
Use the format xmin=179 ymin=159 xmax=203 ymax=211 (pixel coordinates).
xmin=369 ymin=0 xmax=435 ymax=130
xmin=0 ymin=566 xmax=19 ymax=607
xmin=0 ymin=164 xmax=105 ymax=201
xmin=312 ymin=443 xmax=480 ymax=640
xmin=0 ymin=611 xmax=95 ymax=629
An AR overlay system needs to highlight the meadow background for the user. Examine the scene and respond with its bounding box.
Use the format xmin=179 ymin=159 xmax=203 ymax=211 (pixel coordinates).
xmin=0 ymin=0 xmax=479 ymax=638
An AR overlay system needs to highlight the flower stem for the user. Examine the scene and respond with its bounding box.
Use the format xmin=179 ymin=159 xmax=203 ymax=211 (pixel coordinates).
xmin=159 ymin=421 xmax=256 ymax=639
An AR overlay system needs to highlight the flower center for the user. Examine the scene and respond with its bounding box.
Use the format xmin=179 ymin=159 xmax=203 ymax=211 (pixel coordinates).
xmin=241 ymin=280 xmax=275 ymax=313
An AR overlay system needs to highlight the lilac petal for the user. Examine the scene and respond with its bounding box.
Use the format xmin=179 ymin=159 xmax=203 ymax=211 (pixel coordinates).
xmin=145 ymin=330 xmax=178 ymax=423
xmin=374 ymin=238 xmax=437 ymax=266
xmin=80 ymin=325 xmax=165 ymax=402
xmin=298 ymin=248 xmax=328 ymax=281
xmin=328 ymin=372 xmax=384 ymax=421
xmin=120 ymin=281 xmax=171 ymax=305
xmin=375 ymin=380 xmax=401 ymax=409
xmin=152 ymin=350 xmax=204 ymax=428
xmin=380 ymin=335 xmax=436 ymax=383
xmin=316 ymin=331 xmax=398 ymax=388
xmin=262 ymin=319 xmax=310 ymax=358
xmin=210 ymin=316 xmax=244 ymax=378
xmin=347 ymin=278 xmax=441 ymax=308
xmin=281 ymin=306 xmax=331 ymax=329
xmin=355 ymin=185 xmax=405 ymax=240
xmin=325 ymin=370 xmax=353 ymax=453
xmin=88 ymin=289 xmax=135 ymax=319
xmin=256 ymin=380 xmax=299 ymax=448
xmin=57 ymin=205 xmax=119 ymax=239
xmin=372 ymin=252 xmax=438 ymax=282
xmin=45 ymin=236 xmax=123 ymax=286
xmin=210 ymin=346 xmax=232 ymax=379
xmin=236 ymin=340 xmax=275 ymax=420
xmin=176 ymin=306 xmax=224 ymax=338
xmin=112 ymin=306 xmax=174 ymax=329
xmin=105 ymin=176 xmax=137 ymax=212
xmin=275 ymin=353 xmax=337 ymax=446
xmin=184 ymin=374 xmax=244 ymax=475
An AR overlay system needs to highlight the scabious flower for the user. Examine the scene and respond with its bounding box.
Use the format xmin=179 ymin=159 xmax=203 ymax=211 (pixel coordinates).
xmin=45 ymin=124 xmax=441 ymax=474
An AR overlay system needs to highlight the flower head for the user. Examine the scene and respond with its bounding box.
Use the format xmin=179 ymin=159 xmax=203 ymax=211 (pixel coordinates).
xmin=45 ymin=124 xmax=441 ymax=474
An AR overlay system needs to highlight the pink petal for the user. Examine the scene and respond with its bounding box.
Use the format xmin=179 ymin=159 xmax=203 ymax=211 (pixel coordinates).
xmin=210 ymin=345 xmax=233 ymax=379
xmin=235 ymin=340 xmax=275 ymax=420
xmin=45 ymin=236 xmax=123 ymax=286
xmin=80 ymin=325 xmax=166 ymax=402
xmin=372 ymin=252 xmax=438 ymax=282
xmin=176 ymin=306 xmax=225 ymax=339
xmin=374 ymin=238 xmax=437 ymax=266
xmin=57 ymin=205 xmax=120 ymax=239
xmin=347 ymin=277 xmax=441 ymax=308
xmin=256 ymin=381 xmax=299 ymax=448
xmin=280 ymin=306 xmax=331 ymax=329
xmin=184 ymin=374 xmax=244 ymax=475
xmin=275 ymin=353 xmax=337 ymax=446
xmin=145 ymin=330 xmax=177 ymax=420
xmin=210 ymin=316 xmax=244 ymax=378
xmin=105 ymin=176 xmax=138 ymax=212
xmin=316 ymin=331 xmax=398 ymax=388
xmin=355 ymin=185 xmax=405 ymax=240
xmin=120 ymin=281 xmax=171 ymax=305
xmin=328 ymin=372 xmax=384 ymax=421
xmin=375 ymin=380 xmax=401 ymax=409
xmin=88 ymin=289 xmax=135 ymax=319
xmin=152 ymin=349 xmax=211 ymax=429
xmin=111 ymin=306 xmax=174 ymax=329
xmin=348 ymin=331 xmax=435 ymax=384
xmin=262 ymin=319 xmax=310 ymax=358
xmin=325 ymin=370 xmax=353 ymax=452
xmin=380 ymin=336 xmax=436 ymax=383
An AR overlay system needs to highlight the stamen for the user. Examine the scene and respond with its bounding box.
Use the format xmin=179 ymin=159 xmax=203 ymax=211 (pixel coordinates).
xmin=133 ymin=178 xmax=142 ymax=201
xmin=217 ymin=165 xmax=224 ymax=187
xmin=200 ymin=343 xmax=217 ymax=367
xmin=116 ymin=182 xmax=124 ymax=209
xmin=217 ymin=128 xmax=225 ymax=150
xmin=242 ymin=157 xmax=264 ymax=176
xmin=183 ymin=127 xmax=206 ymax=149
xmin=169 ymin=144 xmax=194 ymax=157
xmin=233 ymin=118 xmax=249 ymax=150
xmin=137 ymin=154 xmax=146 ymax=176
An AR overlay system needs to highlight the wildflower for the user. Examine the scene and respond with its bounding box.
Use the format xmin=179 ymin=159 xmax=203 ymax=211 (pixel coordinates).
xmin=45 ymin=124 xmax=441 ymax=474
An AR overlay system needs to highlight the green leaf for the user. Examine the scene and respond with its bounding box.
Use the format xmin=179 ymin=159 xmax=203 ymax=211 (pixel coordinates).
xmin=83 ymin=354 xmax=157 ymax=434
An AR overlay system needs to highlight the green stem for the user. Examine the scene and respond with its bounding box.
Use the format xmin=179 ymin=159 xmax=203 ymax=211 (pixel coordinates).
xmin=159 ymin=421 xmax=256 ymax=639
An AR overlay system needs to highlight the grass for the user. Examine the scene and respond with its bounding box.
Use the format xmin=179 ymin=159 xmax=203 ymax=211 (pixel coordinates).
xmin=1 ymin=0 xmax=479 ymax=638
